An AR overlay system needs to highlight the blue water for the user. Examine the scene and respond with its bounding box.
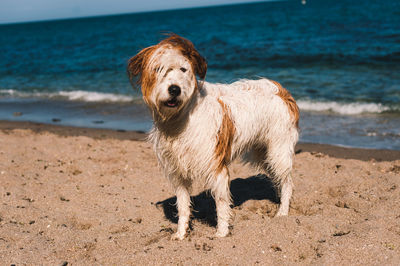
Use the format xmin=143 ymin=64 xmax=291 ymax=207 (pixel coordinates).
xmin=1 ymin=0 xmax=400 ymax=150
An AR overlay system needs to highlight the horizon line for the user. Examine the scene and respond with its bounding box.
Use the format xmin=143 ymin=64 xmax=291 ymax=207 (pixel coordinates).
xmin=0 ymin=0 xmax=287 ymax=26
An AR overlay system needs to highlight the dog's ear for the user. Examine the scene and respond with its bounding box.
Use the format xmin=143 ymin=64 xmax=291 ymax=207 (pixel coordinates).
xmin=127 ymin=46 xmax=156 ymax=89
xmin=189 ymin=47 xmax=207 ymax=80
xmin=161 ymin=34 xmax=207 ymax=79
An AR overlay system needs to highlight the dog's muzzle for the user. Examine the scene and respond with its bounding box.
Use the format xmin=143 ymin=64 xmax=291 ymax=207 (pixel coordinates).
xmin=163 ymin=85 xmax=181 ymax=108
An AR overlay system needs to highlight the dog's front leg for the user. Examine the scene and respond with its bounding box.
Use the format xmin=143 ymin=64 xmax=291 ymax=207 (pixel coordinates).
xmin=171 ymin=184 xmax=191 ymax=240
xmin=210 ymin=167 xmax=232 ymax=237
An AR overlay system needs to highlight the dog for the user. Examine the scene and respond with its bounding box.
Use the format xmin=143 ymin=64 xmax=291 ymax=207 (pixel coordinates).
xmin=127 ymin=34 xmax=299 ymax=240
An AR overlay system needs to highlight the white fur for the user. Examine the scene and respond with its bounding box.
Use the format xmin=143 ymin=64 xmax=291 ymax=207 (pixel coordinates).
xmin=130 ymin=38 xmax=299 ymax=240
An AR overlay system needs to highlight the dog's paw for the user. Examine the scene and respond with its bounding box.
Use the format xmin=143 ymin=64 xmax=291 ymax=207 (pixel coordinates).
xmin=275 ymin=209 xmax=288 ymax=217
xmin=171 ymin=231 xmax=186 ymax=241
xmin=215 ymin=227 xmax=229 ymax=238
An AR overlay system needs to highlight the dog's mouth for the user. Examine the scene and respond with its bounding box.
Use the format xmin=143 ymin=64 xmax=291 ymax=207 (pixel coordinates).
xmin=163 ymin=98 xmax=180 ymax=108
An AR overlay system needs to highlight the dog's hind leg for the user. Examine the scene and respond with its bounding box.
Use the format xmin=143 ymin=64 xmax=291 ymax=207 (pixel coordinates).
xmin=210 ymin=167 xmax=232 ymax=237
xmin=171 ymin=182 xmax=191 ymax=240
xmin=264 ymin=142 xmax=295 ymax=217
xmin=275 ymin=173 xmax=293 ymax=216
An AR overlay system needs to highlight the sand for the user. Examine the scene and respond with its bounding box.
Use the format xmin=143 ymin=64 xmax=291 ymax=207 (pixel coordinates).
xmin=0 ymin=121 xmax=399 ymax=265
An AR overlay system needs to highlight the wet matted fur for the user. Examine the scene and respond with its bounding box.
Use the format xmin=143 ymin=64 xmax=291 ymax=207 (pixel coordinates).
xmin=128 ymin=34 xmax=299 ymax=240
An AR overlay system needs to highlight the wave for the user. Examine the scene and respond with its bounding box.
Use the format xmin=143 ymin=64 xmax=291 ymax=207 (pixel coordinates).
xmin=297 ymin=100 xmax=393 ymax=115
xmin=0 ymin=89 xmax=136 ymax=103
xmin=58 ymin=91 xmax=134 ymax=102
xmin=1 ymin=89 xmax=398 ymax=115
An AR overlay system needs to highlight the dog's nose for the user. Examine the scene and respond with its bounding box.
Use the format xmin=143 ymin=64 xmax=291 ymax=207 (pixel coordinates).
xmin=168 ymin=85 xmax=181 ymax=97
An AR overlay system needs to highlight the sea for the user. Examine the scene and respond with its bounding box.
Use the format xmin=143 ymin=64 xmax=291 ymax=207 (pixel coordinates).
xmin=0 ymin=0 xmax=399 ymax=150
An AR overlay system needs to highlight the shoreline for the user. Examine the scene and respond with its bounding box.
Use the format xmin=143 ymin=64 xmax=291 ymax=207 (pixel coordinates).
xmin=1 ymin=98 xmax=399 ymax=150
xmin=1 ymin=119 xmax=399 ymax=161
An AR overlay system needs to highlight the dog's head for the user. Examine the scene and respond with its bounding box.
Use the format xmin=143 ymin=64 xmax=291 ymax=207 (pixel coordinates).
xmin=128 ymin=34 xmax=207 ymax=120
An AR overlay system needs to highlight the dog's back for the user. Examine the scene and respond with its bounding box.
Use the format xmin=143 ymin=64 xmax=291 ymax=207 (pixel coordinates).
xmin=202 ymin=78 xmax=299 ymax=158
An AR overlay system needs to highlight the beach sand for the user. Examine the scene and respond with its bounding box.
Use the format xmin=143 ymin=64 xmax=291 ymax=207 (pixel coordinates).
xmin=1 ymin=121 xmax=399 ymax=265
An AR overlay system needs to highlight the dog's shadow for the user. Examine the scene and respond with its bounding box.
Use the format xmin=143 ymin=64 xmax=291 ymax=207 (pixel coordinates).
xmin=156 ymin=175 xmax=278 ymax=227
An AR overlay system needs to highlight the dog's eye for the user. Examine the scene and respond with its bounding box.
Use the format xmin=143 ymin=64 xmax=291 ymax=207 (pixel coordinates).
xmin=180 ymin=67 xmax=187 ymax=73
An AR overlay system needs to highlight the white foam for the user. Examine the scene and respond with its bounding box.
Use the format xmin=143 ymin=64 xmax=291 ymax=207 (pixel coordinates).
xmin=297 ymin=100 xmax=390 ymax=115
xmin=0 ymin=89 xmax=17 ymax=95
xmin=0 ymin=89 xmax=135 ymax=103
xmin=58 ymin=90 xmax=134 ymax=102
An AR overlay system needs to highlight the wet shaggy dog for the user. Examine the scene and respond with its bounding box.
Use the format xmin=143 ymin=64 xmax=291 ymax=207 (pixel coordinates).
xmin=128 ymin=34 xmax=299 ymax=240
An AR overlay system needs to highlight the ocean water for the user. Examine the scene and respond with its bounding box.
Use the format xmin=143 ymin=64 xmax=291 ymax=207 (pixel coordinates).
xmin=0 ymin=0 xmax=399 ymax=150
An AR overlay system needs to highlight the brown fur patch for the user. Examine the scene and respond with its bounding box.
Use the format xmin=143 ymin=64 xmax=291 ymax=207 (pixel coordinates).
xmin=127 ymin=45 xmax=157 ymax=103
xmin=270 ymin=80 xmax=300 ymax=128
xmin=215 ymin=99 xmax=236 ymax=173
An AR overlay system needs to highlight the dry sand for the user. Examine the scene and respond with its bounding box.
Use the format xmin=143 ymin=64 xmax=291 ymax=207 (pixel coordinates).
xmin=1 ymin=121 xmax=399 ymax=265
